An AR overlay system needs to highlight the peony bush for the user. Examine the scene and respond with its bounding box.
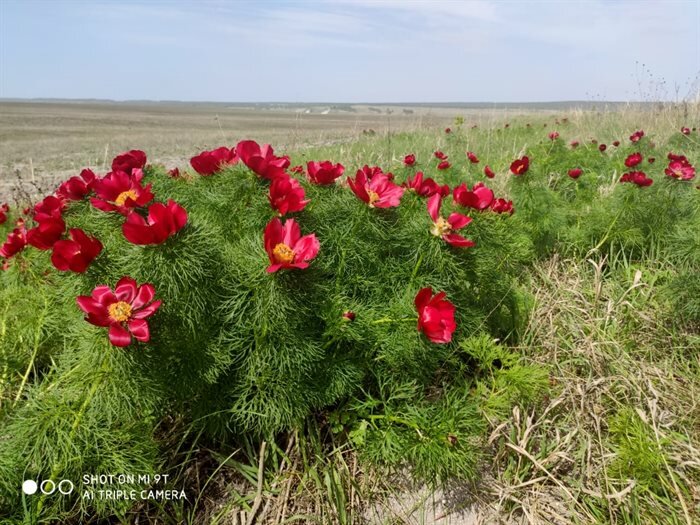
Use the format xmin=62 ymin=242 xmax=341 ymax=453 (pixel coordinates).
xmin=0 ymin=121 xmax=697 ymax=521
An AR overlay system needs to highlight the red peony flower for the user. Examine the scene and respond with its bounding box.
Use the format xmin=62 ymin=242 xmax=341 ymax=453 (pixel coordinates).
xmin=0 ymin=203 xmax=8 ymax=225
xmin=570 ymin=140 xmax=579 ymax=148
xmin=168 ymin=167 xmax=181 ymax=178
xmin=453 ymin=182 xmax=494 ymax=210
xmin=599 ymin=144 xmax=607 ymax=152
xmin=415 ymin=287 xmax=456 ymax=344
xmin=268 ymin=175 xmax=309 ymax=214
xmin=190 ymin=146 xmax=238 ymax=176
xmin=0 ymin=225 xmax=27 ymax=259
xmin=51 ymin=228 xmax=103 ymax=273
xmin=466 ymin=151 xmax=479 ymax=163
xmin=434 ymin=151 xmax=447 ymax=160
xmin=681 ymin=127 xmax=691 ymax=135
xmin=648 ymin=157 xmax=656 ymax=164
xmin=428 ymin=194 xmax=474 ymax=248
xmin=290 ymin=165 xmax=304 ymax=174
xmin=76 ymin=277 xmax=161 ymax=347
xmin=510 ymin=156 xmax=529 ymax=175
xmin=90 ymin=170 xmax=154 ymax=215
xmin=306 ymin=161 xmax=345 ymax=185
xmin=612 ymin=140 xmax=621 ymax=147
xmin=122 ymin=200 xmax=188 ymax=245
xmin=624 ymin=153 xmax=643 ymax=168
xmin=484 ymin=165 xmax=495 ymax=178
xmin=444 ymin=127 xmax=452 ymax=134
xmin=342 ymin=310 xmax=356 ymax=322
xmin=348 ymin=170 xmax=404 ymax=208
xmin=630 ymin=130 xmax=644 ymax=143
xmin=33 ymin=195 xmax=65 ymax=222
xmin=568 ymin=168 xmax=583 ymax=179
xmin=263 ymin=217 xmax=319 ymax=273
xmin=26 ymin=216 xmax=66 ymax=250
xmin=665 ymin=159 xmax=695 ymax=180
xmin=491 ymin=198 xmax=515 ymax=215
xmin=111 ymin=150 xmax=147 ymax=175
xmin=403 ymin=154 xmax=416 ymax=167
xmin=357 ymin=165 xmax=385 ymax=181
xmin=620 ymin=171 xmax=653 ymax=187
xmin=668 ymin=152 xmax=688 ymax=162
xmin=405 ymin=171 xmax=445 ymax=197
xmin=236 ymin=140 xmax=290 ymax=180
xmin=56 ymin=169 xmax=96 ymax=202
xmin=437 ymin=160 xmax=451 ymax=170
xmin=548 ymin=131 xmax=559 ymax=140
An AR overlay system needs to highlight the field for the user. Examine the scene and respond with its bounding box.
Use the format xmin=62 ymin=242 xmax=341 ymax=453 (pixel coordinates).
xmin=0 ymin=101 xmax=699 ymax=525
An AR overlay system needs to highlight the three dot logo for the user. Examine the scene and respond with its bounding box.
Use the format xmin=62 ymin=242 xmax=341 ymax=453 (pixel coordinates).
xmin=22 ymin=479 xmax=74 ymax=496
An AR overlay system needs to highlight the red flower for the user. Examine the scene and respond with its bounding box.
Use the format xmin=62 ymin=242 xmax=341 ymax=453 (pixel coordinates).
xmin=568 ymin=168 xmax=583 ymax=179
xmin=168 ymin=167 xmax=181 ymax=178
xmin=620 ymin=171 xmax=653 ymax=187
xmin=405 ymin=171 xmax=446 ymax=197
xmin=510 ymin=156 xmax=529 ymax=175
xmin=190 ymin=146 xmax=238 ymax=176
xmin=466 ymin=151 xmax=479 ymax=163
xmin=434 ymin=151 xmax=447 ymax=160
xmin=122 ymin=200 xmax=188 ymax=245
xmin=236 ymin=140 xmax=290 ymax=180
xmin=612 ymin=140 xmax=621 ymax=147
xmin=342 ymin=311 xmax=356 ymax=322
xmin=668 ymin=152 xmax=688 ymax=162
xmin=681 ymin=127 xmax=691 ymax=135
xmin=348 ymin=170 xmax=404 ymax=208
xmin=444 ymin=127 xmax=452 ymax=134
xmin=112 ymin=150 xmax=147 ymax=175
xmin=76 ymin=277 xmax=161 ymax=347
xmin=56 ymin=169 xmax=96 ymax=202
xmin=484 ymin=165 xmax=495 ymax=178
xmin=51 ymin=228 xmax=103 ymax=273
xmin=0 ymin=203 xmax=8 ymax=225
xmin=90 ymin=170 xmax=154 ymax=215
xmin=570 ymin=140 xmax=579 ymax=148
xmin=290 ymin=165 xmax=304 ymax=174
xmin=415 ymin=287 xmax=456 ymax=344
xmin=437 ymin=160 xmax=451 ymax=170
xmin=630 ymin=130 xmax=644 ymax=143
xmin=357 ymin=165 xmax=385 ymax=181
xmin=648 ymin=157 xmax=656 ymax=164
xmin=665 ymin=159 xmax=695 ymax=181
xmin=453 ymin=182 xmax=494 ymax=210
xmin=33 ymin=195 xmax=65 ymax=222
xmin=599 ymin=144 xmax=607 ymax=152
xmin=428 ymin=194 xmax=474 ymax=248
xmin=306 ymin=161 xmax=345 ymax=185
xmin=268 ymin=175 xmax=309 ymax=215
xmin=26 ymin=216 xmax=66 ymax=250
xmin=548 ymin=131 xmax=559 ymax=140
xmin=624 ymin=153 xmax=643 ymax=168
xmin=0 ymin=225 xmax=27 ymax=259
xmin=491 ymin=198 xmax=514 ymax=215
xmin=263 ymin=217 xmax=319 ymax=273
xmin=403 ymin=154 xmax=416 ymax=167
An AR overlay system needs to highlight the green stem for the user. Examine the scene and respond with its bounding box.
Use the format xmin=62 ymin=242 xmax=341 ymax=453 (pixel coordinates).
xmin=371 ymin=317 xmax=416 ymax=325
xmin=13 ymin=293 xmax=48 ymax=408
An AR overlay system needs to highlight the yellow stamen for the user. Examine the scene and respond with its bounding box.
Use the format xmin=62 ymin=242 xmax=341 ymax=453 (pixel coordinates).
xmin=115 ymin=189 xmax=138 ymax=206
xmin=431 ymin=217 xmax=452 ymax=237
xmin=108 ymin=301 xmax=133 ymax=323
xmin=367 ymin=189 xmax=380 ymax=207
xmin=273 ymin=243 xmax=295 ymax=264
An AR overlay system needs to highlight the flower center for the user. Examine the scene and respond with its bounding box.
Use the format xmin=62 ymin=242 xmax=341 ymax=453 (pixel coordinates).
xmin=273 ymin=243 xmax=295 ymax=264
xmin=108 ymin=301 xmax=133 ymax=323
xmin=367 ymin=189 xmax=380 ymax=207
xmin=431 ymin=217 xmax=452 ymax=237
xmin=115 ymin=190 xmax=138 ymax=206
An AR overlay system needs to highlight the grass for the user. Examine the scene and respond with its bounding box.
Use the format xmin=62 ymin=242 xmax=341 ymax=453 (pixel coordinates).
xmin=1 ymin=101 xmax=699 ymax=524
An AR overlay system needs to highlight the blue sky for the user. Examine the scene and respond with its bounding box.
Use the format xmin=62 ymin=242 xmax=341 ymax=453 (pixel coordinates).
xmin=1 ymin=0 xmax=698 ymax=102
